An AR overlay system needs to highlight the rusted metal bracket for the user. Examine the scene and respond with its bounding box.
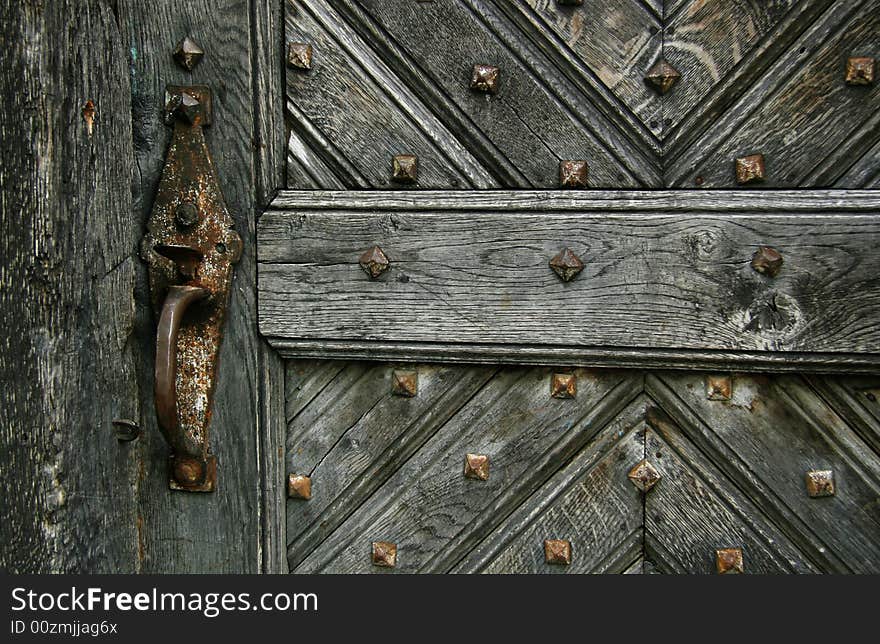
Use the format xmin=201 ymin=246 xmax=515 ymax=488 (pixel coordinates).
xmin=140 ymin=85 xmax=242 ymax=492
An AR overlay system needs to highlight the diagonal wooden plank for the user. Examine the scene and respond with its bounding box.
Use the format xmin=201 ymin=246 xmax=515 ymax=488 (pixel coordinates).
xmin=292 ymin=368 xmax=640 ymax=572
xmin=806 ymin=375 xmax=880 ymax=456
xmin=452 ymin=396 xmax=646 ymax=574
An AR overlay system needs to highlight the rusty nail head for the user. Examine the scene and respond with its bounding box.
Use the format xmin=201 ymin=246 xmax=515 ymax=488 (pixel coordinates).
xmin=551 ymin=373 xmax=577 ymax=399
xmin=549 ymin=247 xmax=584 ymax=282
xmin=392 ymin=154 xmax=418 ymax=184
xmin=359 ymin=245 xmax=390 ymax=279
xmin=173 ymin=456 xmax=206 ymax=487
xmin=735 ymin=153 xmax=765 ymax=185
xmin=288 ymin=42 xmax=313 ymax=70
xmin=644 ymin=58 xmax=681 ymax=94
xmin=470 ymin=64 xmax=500 ymax=94
xmin=628 ymin=459 xmax=661 ymax=492
xmin=805 ymin=469 xmax=835 ymax=498
xmin=464 ymin=453 xmax=490 ymax=481
xmin=706 ymin=375 xmax=732 ymax=401
xmin=166 ymin=91 xmax=202 ymax=125
xmin=845 ymin=56 xmax=874 ymax=85
xmin=112 ymin=419 xmax=140 ymax=442
xmin=392 ymin=370 xmax=418 ymax=397
xmin=371 ymin=541 xmax=397 ymax=568
xmin=751 ymin=246 xmax=783 ymax=277
xmin=175 ymin=201 xmax=200 ymax=229
xmin=173 ymin=36 xmax=204 ymax=71
xmin=559 ymin=160 xmax=588 ymax=188
xmin=715 ymin=547 xmax=744 ymax=574
xmin=544 ymin=539 xmax=572 ymax=565
xmin=287 ymin=473 xmax=312 ymax=500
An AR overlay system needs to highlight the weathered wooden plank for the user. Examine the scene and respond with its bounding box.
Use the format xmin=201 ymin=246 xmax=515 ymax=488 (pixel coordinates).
xmin=292 ymin=369 xmax=638 ymax=572
xmin=259 ymin=202 xmax=880 ymax=364
xmin=453 ymin=397 xmax=645 ymax=574
xmin=643 ymin=406 xmax=817 ymax=574
xmin=806 ymin=375 xmax=880 ymax=455
xmin=0 ymin=0 xmax=141 ymax=573
xmin=649 ymin=373 xmax=880 ymax=572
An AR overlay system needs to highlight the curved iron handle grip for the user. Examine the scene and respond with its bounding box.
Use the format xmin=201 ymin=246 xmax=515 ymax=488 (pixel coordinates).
xmin=154 ymin=284 xmax=209 ymax=458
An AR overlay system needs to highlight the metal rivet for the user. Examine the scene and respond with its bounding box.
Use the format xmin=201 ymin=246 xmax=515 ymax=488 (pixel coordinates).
xmin=735 ymin=153 xmax=765 ymax=185
xmin=751 ymin=246 xmax=783 ymax=277
xmin=392 ymin=154 xmax=418 ymax=184
xmin=288 ymin=42 xmax=313 ymax=70
xmin=644 ymin=58 xmax=681 ymax=94
xmin=845 ymin=56 xmax=874 ymax=85
xmin=470 ymin=64 xmax=500 ymax=94
xmin=391 ymin=370 xmax=418 ymax=397
xmin=544 ymin=539 xmax=572 ymax=565
xmin=287 ymin=473 xmax=312 ymax=500
xmin=371 ymin=541 xmax=397 ymax=568
xmin=112 ymin=419 xmax=140 ymax=442
xmin=715 ymin=547 xmax=744 ymax=574
xmin=166 ymin=92 xmax=202 ymax=125
xmin=359 ymin=245 xmax=390 ymax=279
xmin=173 ymin=36 xmax=204 ymax=71
xmin=549 ymin=247 xmax=584 ymax=282
xmin=558 ymin=160 xmax=588 ymax=188
xmin=805 ymin=469 xmax=835 ymax=498
xmin=464 ymin=453 xmax=490 ymax=481
xmin=706 ymin=375 xmax=732 ymax=401
xmin=550 ymin=373 xmax=577 ymax=399
xmin=174 ymin=201 xmax=199 ymax=229
xmin=628 ymin=459 xmax=661 ymax=492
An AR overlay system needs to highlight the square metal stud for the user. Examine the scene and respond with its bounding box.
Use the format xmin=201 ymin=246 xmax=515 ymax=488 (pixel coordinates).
xmin=715 ymin=547 xmax=744 ymax=574
xmin=464 ymin=453 xmax=490 ymax=481
xmin=805 ymin=469 xmax=835 ymax=498
xmin=627 ymin=459 xmax=661 ymax=492
xmin=359 ymin=245 xmax=390 ymax=279
xmin=391 ymin=370 xmax=418 ymax=397
xmin=550 ymin=373 xmax=577 ymax=399
xmin=735 ymin=153 xmax=765 ymax=185
xmin=288 ymin=42 xmax=313 ymax=70
xmin=392 ymin=154 xmax=418 ymax=184
xmin=706 ymin=375 xmax=732 ymax=401
xmin=371 ymin=541 xmax=397 ymax=568
xmin=751 ymin=246 xmax=783 ymax=277
xmin=470 ymin=64 xmax=500 ymax=94
xmin=549 ymin=247 xmax=584 ymax=282
xmin=173 ymin=36 xmax=204 ymax=71
xmin=845 ymin=56 xmax=874 ymax=85
xmin=287 ymin=473 xmax=312 ymax=500
xmin=544 ymin=539 xmax=572 ymax=565
xmin=559 ymin=160 xmax=588 ymax=188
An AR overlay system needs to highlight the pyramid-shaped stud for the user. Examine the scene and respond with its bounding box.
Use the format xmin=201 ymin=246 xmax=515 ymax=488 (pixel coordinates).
xmin=715 ymin=547 xmax=744 ymax=574
xmin=544 ymin=539 xmax=572 ymax=565
xmin=392 ymin=154 xmax=418 ymax=184
xmin=371 ymin=541 xmax=397 ymax=568
xmin=287 ymin=473 xmax=312 ymax=500
xmin=549 ymin=247 xmax=584 ymax=282
xmin=805 ymin=469 xmax=835 ymax=498
xmin=751 ymin=246 xmax=783 ymax=277
xmin=359 ymin=245 xmax=390 ymax=279
xmin=463 ymin=453 xmax=490 ymax=481
xmin=706 ymin=375 xmax=732 ymax=401
xmin=288 ymin=42 xmax=313 ymax=70
xmin=470 ymin=64 xmax=500 ymax=94
xmin=644 ymin=58 xmax=681 ymax=94
xmin=559 ymin=160 xmax=588 ymax=188
xmin=391 ymin=370 xmax=418 ymax=397
xmin=845 ymin=56 xmax=874 ymax=85
xmin=627 ymin=459 xmax=661 ymax=492
xmin=173 ymin=36 xmax=204 ymax=71
xmin=735 ymin=153 xmax=765 ymax=185
xmin=550 ymin=373 xmax=577 ymax=399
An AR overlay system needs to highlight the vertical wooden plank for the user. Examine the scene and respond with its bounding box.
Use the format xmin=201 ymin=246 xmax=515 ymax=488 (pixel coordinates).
xmin=0 ymin=1 xmax=141 ymax=572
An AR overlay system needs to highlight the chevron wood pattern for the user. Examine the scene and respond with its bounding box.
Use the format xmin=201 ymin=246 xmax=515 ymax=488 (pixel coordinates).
xmin=284 ymin=364 xmax=880 ymax=573
xmin=285 ymin=0 xmax=878 ymax=189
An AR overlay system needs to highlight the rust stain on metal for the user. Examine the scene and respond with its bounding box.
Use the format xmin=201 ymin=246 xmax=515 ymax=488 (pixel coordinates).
xmin=544 ymin=539 xmax=572 ymax=565
xmin=392 ymin=154 xmax=418 ymax=184
xmin=551 ymin=373 xmax=577 ymax=399
xmin=735 ymin=153 xmax=765 ymax=185
xmin=805 ymin=469 xmax=835 ymax=498
xmin=751 ymin=245 xmax=783 ymax=277
xmin=627 ymin=459 xmax=661 ymax=492
xmin=706 ymin=374 xmax=732 ymax=401
xmin=371 ymin=541 xmax=397 ymax=568
xmin=81 ymin=100 xmax=96 ymax=136
xmin=464 ymin=453 xmax=490 ymax=480
xmin=558 ymin=160 xmax=588 ymax=188
xmin=288 ymin=473 xmax=312 ymax=500
xmin=288 ymin=42 xmax=313 ymax=70
xmin=845 ymin=56 xmax=874 ymax=85
xmin=470 ymin=64 xmax=500 ymax=94
xmin=391 ymin=370 xmax=418 ymax=397
xmin=173 ymin=36 xmax=204 ymax=71
xmin=644 ymin=58 xmax=681 ymax=94
xmin=549 ymin=247 xmax=584 ymax=281
xmin=715 ymin=547 xmax=744 ymax=574
xmin=140 ymin=85 xmax=242 ymax=492
xmin=359 ymin=245 xmax=390 ymax=279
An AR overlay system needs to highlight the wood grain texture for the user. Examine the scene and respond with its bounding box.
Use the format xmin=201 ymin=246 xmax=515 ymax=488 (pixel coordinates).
xmin=0 ymin=0 xmax=141 ymax=573
xmin=259 ymin=192 xmax=880 ymax=366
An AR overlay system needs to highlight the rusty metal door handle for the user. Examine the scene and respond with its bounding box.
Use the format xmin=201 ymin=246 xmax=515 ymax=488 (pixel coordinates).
xmin=141 ymin=86 xmax=242 ymax=492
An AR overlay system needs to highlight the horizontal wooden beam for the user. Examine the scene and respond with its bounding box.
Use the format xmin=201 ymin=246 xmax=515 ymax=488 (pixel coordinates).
xmin=259 ymin=190 xmax=880 ymax=373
